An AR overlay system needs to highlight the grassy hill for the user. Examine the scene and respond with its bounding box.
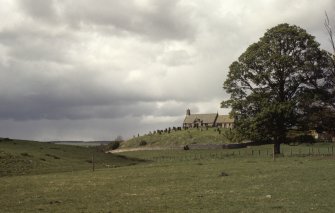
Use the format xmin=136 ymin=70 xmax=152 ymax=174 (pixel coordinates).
xmin=0 ymin=138 xmax=142 ymax=177
xmin=122 ymin=127 xmax=242 ymax=148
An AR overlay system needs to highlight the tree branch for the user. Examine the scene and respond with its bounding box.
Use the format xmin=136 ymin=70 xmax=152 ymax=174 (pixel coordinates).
xmin=325 ymin=11 xmax=335 ymax=55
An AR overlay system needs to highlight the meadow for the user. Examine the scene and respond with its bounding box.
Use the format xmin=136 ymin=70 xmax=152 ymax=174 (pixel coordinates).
xmin=0 ymin=139 xmax=141 ymax=177
xmin=1 ymin=140 xmax=335 ymax=212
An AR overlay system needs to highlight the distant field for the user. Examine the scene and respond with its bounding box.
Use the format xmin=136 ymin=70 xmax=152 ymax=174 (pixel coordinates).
xmin=1 ymin=141 xmax=335 ymax=212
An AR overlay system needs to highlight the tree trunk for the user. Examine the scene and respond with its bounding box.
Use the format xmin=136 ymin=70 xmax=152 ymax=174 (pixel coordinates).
xmin=274 ymin=117 xmax=286 ymax=155
xmin=274 ymin=142 xmax=281 ymax=155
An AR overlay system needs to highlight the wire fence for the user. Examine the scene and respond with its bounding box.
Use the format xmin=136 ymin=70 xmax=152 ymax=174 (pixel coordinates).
xmin=136 ymin=145 xmax=335 ymax=162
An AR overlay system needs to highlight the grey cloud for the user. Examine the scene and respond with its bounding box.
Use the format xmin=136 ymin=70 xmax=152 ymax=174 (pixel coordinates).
xmin=0 ymin=60 xmax=192 ymax=121
xmin=17 ymin=0 xmax=197 ymax=41
xmin=0 ymin=26 xmax=75 ymax=64
xmin=1 ymin=0 xmax=334 ymax=140
xmin=18 ymin=0 xmax=59 ymax=22
xmin=157 ymin=50 xmax=194 ymax=67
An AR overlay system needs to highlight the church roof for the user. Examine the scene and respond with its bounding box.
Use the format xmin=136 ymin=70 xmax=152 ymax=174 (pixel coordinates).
xmin=216 ymin=115 xmax=234 ymax=123
xmin=183 ymin=113 xmax=218 ymax=124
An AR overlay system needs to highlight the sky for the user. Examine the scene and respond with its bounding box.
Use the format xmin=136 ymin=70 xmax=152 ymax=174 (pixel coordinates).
xmin=0 ymin=0 xmax=334 ymax=141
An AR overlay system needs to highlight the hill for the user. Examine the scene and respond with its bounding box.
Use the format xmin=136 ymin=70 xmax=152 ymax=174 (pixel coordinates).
xmin=0 ymin=138 xmax=142 ymax=177
xmin=122 ymin=127 xmax=243 ymax=148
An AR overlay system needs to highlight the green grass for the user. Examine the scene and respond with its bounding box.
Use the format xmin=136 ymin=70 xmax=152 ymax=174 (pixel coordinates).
xmin=0 ymin=139 xmax=142 ymax=177
xmin=1 ymin=142 xmax=335 ymax=212
xmin=123 ymin=128 xmax=237 ymax=148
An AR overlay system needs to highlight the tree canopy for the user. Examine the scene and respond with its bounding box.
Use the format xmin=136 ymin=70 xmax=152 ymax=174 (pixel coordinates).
xmin=222 ymin=23 xmax=332 ymax=154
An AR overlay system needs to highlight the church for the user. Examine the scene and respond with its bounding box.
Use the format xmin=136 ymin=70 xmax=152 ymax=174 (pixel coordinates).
xmin=183 ymin=109 xmax=234 ymax=128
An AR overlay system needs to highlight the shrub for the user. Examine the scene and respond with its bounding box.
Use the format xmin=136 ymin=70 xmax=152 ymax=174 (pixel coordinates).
xmin=0 ymin=138 xmax=12 ymax=142
xmin=45 ymin=153 xmax=60 ymax=159
xmin=292 ymin=135 xmax=315 ymax=144
xmin=108 ymin=141 xmax=120 ymax=150
xmin=139 ymin=140 xmax=147 ymax=146
xmin=96 ymin=141 xmax=120 ymax=152
xmin=221 ymin=129 xmax=244 ymax=143
xmin=219 ymin=171 xmax=229 ymax=177
xmin=21 ymin=153 xmax=32 ymax=157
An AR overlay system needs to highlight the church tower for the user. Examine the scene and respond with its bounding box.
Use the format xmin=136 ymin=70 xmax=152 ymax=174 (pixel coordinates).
xmin=186 ymin=109 xmax=191 ymax=116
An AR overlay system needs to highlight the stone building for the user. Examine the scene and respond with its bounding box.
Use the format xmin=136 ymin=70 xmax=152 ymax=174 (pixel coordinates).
xmin=183 ymin=109 xmax=234 ymax=128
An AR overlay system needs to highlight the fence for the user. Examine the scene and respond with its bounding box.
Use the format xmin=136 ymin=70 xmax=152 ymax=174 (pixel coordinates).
xmin=136 ymin=145 xmax=335 ymax=162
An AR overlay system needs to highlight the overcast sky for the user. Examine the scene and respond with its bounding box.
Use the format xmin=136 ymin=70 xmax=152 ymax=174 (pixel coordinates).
xmin=0 ymin=0 xmax=334 ymax=141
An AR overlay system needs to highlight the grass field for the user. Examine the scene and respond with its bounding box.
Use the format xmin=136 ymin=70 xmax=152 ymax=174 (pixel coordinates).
xmin=123 ymin=128 xmax=240 ymax=148
xmin=1 ymin=140 xmax=335 ymax=212
xmin=0 ymin=139 xmax=141 ymax=177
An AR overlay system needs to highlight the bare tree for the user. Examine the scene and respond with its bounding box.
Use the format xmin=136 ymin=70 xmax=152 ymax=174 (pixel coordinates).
xmin=325 ymin=11 xmax=335 ymax=55
xmin=321 ymin=12 xmax=335 ymax=132
xmin=324 ymin=12 xmax=335 ymax=90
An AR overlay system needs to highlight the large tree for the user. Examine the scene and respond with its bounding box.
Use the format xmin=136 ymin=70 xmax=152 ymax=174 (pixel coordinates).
xmin=222 ymin=23 xmax=331 ymax=154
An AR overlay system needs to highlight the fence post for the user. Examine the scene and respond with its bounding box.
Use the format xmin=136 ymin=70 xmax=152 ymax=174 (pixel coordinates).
xmin=252 ymin=150 xmax=254 ymax=156
xmin=273 ymin=146 xmax=275 ymax=161
xmin=92 ymin=154 xmax=95 ymax=172
xmin=258 ymin=150 xmax=260 ymax=156
xmin=332 ymin=146 xmax=334 ymax=155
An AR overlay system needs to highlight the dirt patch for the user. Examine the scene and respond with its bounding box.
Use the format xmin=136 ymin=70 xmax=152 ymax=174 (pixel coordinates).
xmin=108 ymin=147 xmax=180 ymax=153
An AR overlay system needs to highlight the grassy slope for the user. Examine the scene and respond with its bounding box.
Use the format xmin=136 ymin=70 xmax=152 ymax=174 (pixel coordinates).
xmin=123 ymin=128 xmax=235 ymax=148
xmin=0 ymin=139 xmax=142 ymax=177
xmin=1 ymin=143 xmax=335 ymax=212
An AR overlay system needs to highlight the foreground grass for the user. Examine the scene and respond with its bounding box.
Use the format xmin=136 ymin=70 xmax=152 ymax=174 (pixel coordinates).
xmin=2 ymin=144 xmax=335 ymax=212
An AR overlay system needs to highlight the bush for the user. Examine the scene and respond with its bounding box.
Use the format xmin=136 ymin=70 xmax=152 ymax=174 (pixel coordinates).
xmin=108 ymin=141 xmax=120 ymax=150
xmin=183 ymin=145 xmax=190 ymax=150
xmin=139 ymin=140 xmax=147 ymax=146
xmin=0 ymin=138 xmax=12 ymax=142
xmin=96 ymin=141 xmax=120 ymax=152
xmin=45 ymin=153 xmax=60 ymax=159
xmin=292 ymin=135 xmax=315 ymax=144
xmin=221 ymin=129 xmax=244 ymax=143
xmin=21 ymin=152 xmax=31 ymax=157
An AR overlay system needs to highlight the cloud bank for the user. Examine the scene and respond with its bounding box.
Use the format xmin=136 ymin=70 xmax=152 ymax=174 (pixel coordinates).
xmin=0 ymin=0 xmax=334 ymax=140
